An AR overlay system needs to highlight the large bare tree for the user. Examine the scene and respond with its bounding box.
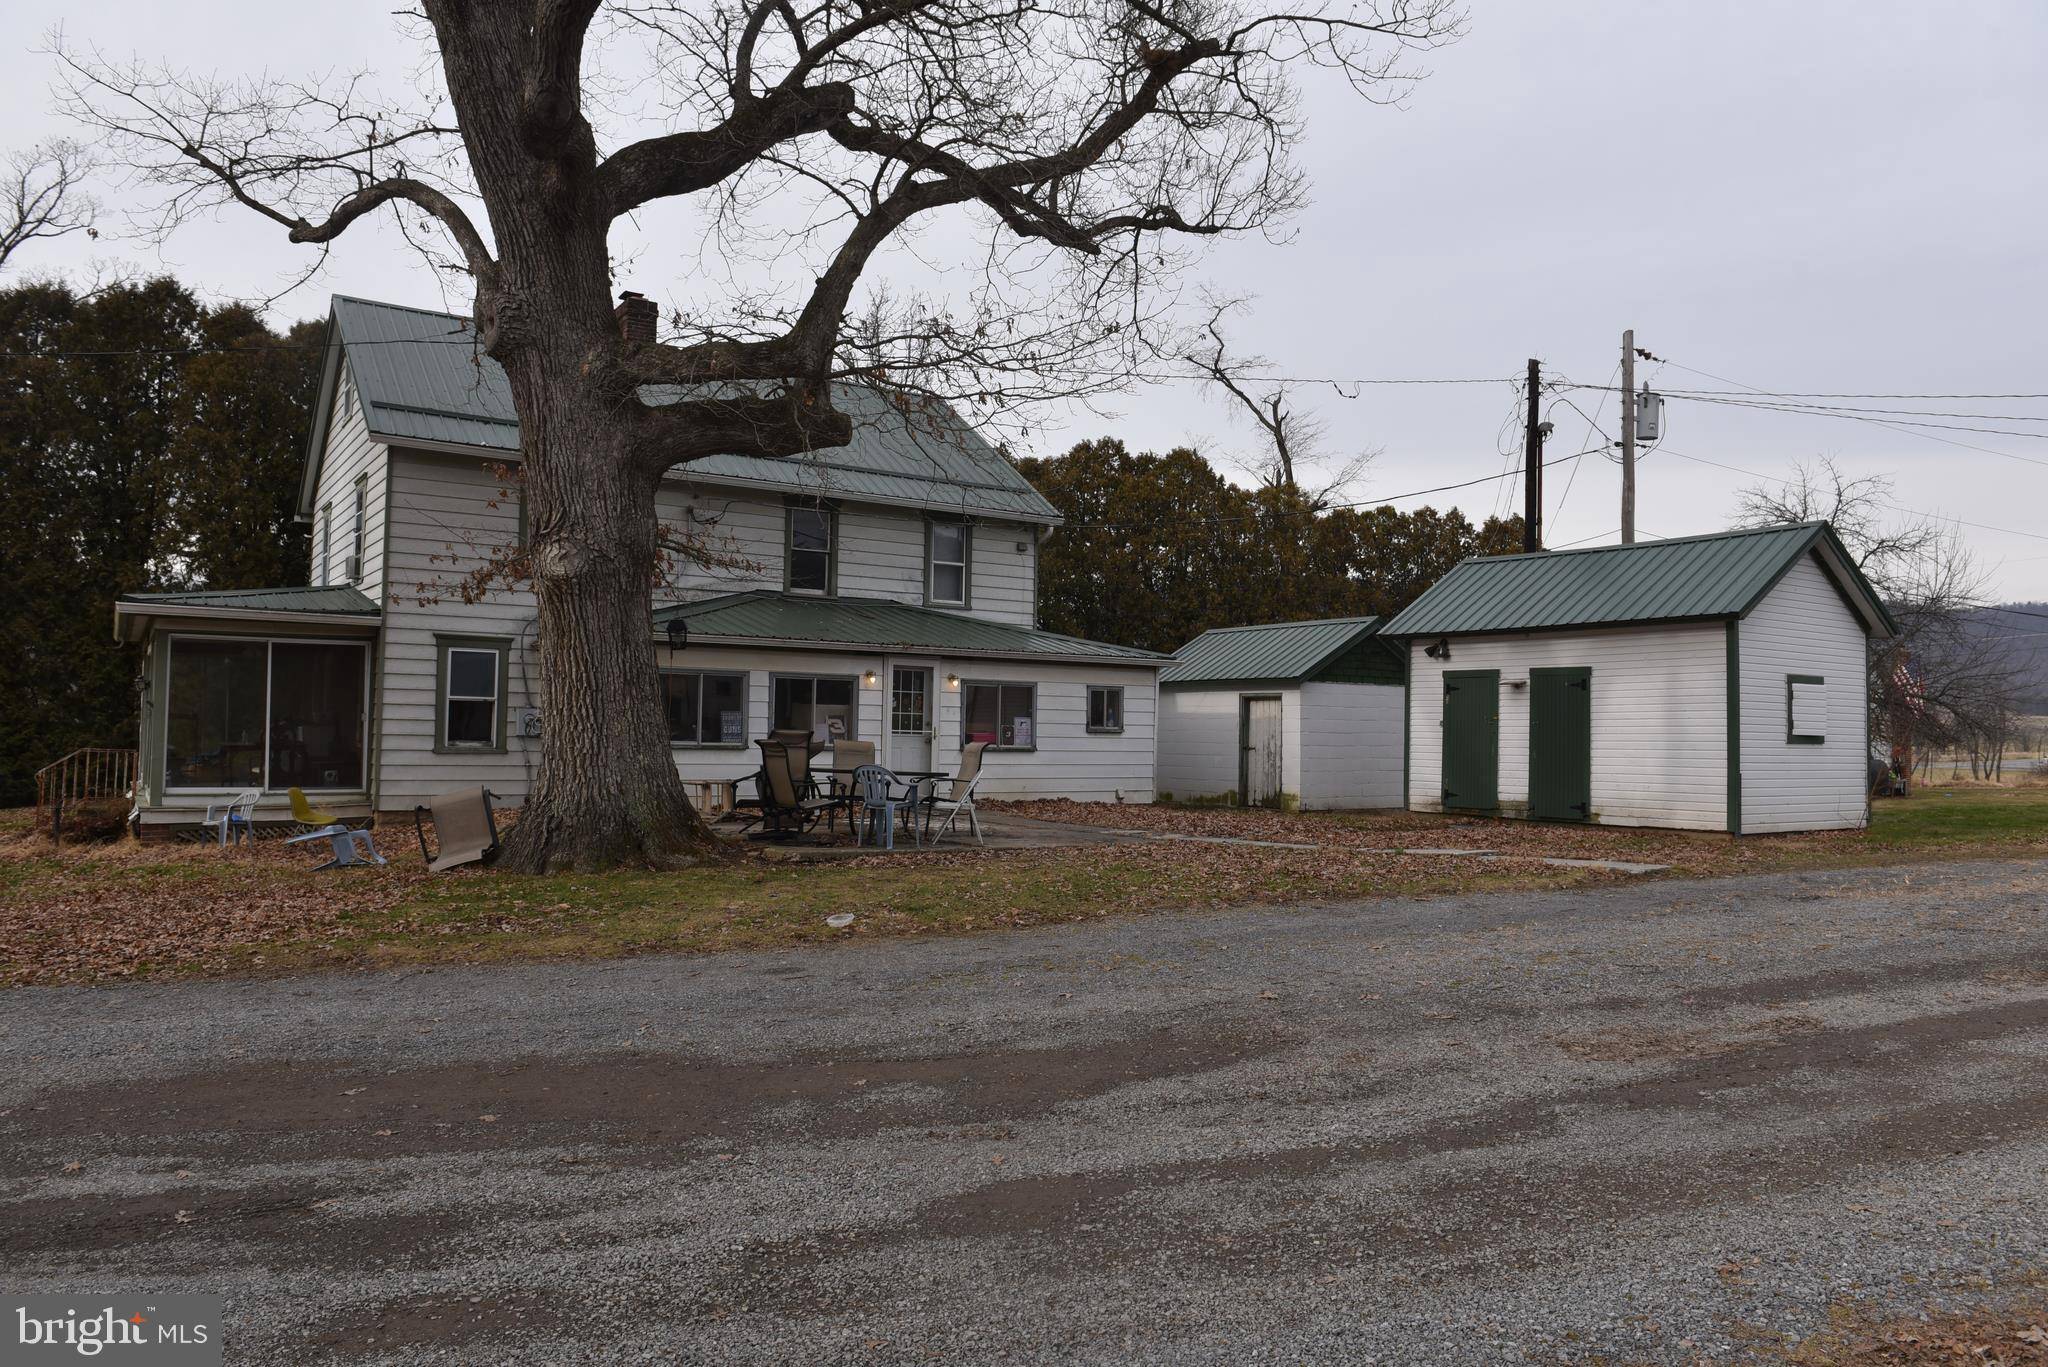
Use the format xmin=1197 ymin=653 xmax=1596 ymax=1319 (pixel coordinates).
xmin=56 ymin=0 xmax=1457 ymax=870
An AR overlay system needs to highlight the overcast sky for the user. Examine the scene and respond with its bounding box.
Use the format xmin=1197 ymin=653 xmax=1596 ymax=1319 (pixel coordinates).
xmin=8 ymin=1 xmax=2047 ymax=599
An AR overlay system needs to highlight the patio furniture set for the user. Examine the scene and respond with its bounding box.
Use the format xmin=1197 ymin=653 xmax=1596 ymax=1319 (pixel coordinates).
xmin=737 ymin=732 xmax=989 ymax=848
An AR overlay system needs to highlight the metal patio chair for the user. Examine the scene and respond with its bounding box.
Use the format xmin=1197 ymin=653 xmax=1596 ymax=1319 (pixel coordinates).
xmin=412 ymin=786 xmax=502 ymax=872
xmin=918 ymin=742 xmax=989 ymax=846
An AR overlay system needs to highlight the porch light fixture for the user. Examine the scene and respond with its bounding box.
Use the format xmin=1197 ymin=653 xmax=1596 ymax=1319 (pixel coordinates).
xmin=862 ymin=669 xmax=878 ymax=686
xmin=664 ymin=617 xmax=689 ymax=653
xmin=945 ymin=673 xmax=960 ymax=689
xmin=1423 ymin=638 xmax=1451 ymax=661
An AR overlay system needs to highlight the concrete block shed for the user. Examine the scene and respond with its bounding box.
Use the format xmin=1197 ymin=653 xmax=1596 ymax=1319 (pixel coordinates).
xmin=1381 ymin=522 xmax=1895 ymax=833
xmin=1156 ymin=617 xmax=1405 ymax=809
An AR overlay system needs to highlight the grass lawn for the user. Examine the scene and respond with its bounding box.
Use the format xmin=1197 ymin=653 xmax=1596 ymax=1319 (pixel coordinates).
xmin=2 ymin=784 xmax=2042 ymax=988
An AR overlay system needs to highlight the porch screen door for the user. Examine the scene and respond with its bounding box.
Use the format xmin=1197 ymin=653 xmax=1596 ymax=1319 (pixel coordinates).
xmin=890 ymin=666 xmax=934 ymax=771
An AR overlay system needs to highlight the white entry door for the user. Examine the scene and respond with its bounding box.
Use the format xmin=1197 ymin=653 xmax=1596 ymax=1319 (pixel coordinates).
xmin=890 ymin=666 xmax=934 ymax=772
xmin=1242 ymin=694 xmax=1284 ymax=808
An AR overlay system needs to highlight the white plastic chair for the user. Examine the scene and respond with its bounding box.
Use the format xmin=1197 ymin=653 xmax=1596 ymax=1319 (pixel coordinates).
xmin=200 ymin=789 xmax=261 ymax=847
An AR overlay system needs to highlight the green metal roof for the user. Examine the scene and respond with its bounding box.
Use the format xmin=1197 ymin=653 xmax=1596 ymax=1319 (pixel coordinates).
xmin=1381 ymin=522 xmax=1895 ymax=639
xmin=654 ymin=591 xmax=1166 ymax=664
xmin=310 ymin=295 xmax=1062 ymax=524
xmin=117 ymin=585 xmax=382 ymax=616
xmin=1160 ymin=616 xmax=1385 ymax=685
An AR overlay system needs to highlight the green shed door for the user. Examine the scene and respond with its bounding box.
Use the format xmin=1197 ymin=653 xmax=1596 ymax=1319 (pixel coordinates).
xmin=1441 ymin=670 xmax=1499 ymax=812
xmin=1528 ymin=667 xmax=1592 ymax=822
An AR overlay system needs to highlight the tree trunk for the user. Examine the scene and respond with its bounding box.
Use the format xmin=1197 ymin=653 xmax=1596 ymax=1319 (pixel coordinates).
xmin=492 ymin=345 xmax=722 ymax=873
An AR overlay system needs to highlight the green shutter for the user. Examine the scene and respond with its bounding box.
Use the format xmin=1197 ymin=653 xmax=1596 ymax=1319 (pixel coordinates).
xmin=1440 ymin=670 xmax=1499 ymax=812
xmin=1528 ymin=667 xmax=1592 ymax=821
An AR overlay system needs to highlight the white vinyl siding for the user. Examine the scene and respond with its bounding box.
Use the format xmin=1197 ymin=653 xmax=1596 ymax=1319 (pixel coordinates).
xmin=1157 ymin=682 xmax=1403 ymax=810
xmin=1407 ymin=623 xmax=1729 ymax=829
xmin=1738 ymin=553 xmax=1870 ymax=832
xmin=969 ymin=525 xmax=1037 ymax=626
xmin=307 ymin=368 xmax=387 ymax=599
xmin=375 ymin=449 xmax=539 ymax=810
xmin=1298 ymin=682 xmax=1406 ymax=809
xmin=932 ymin=661 xmax=1155 ymax=802
xmin=654 ymin=485 xmax=1037 ymax=626
xmin=1156 ymin=688 xmax=1255 ymax=803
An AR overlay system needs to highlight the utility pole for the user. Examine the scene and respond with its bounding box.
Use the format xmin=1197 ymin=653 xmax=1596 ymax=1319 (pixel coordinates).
xmin=1619 ymin=328 xmax=1637 ymax=544
xmin=1522 ymin=357 xmax=1544 ymax=552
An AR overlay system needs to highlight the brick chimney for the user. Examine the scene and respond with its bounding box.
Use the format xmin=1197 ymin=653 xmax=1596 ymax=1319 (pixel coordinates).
xmin=615 ymin=290 xmax=657 ymax=346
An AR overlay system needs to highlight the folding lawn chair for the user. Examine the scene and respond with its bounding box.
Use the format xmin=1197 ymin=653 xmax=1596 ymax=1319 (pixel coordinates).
xmin=412 ymin=786 xmax=502 ymax=872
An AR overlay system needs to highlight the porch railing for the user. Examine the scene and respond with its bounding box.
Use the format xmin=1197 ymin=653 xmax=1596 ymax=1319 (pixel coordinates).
xmin=33 ymin=747 xmax=138 ymax=836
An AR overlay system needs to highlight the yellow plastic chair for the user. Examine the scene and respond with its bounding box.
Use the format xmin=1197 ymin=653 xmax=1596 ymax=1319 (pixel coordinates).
xmin=287 ymin=787 xmax=341 ymax=828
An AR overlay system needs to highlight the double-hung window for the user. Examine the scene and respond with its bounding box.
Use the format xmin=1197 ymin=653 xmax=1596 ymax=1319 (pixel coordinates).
xmin=963 ymin=681 xmax=1035 ymax=750
xmin=1087 ymin=685 xmax=1124 ymax=735
xmin=928 ymin=521 xmax=969 ymax=606
xmin=664 ymin=670 xmax=748 ymax=746
xmin=349 ymin=474 xmax=368 ymax=580
xmin=786 ymin=505 xmax=834 ymax=594
xmin=438 ymin=637 xmax=510 ymax=751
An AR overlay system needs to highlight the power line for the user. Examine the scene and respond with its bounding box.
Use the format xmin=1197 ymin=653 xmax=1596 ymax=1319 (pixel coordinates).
xmin=1651 ymin=444 xmax=2048 ymax=546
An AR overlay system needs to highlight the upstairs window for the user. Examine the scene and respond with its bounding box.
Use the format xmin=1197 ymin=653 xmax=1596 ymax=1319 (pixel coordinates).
xmin=318 ymin=503 xmax=332 ymax=586
xmin=349 ymin=474 xmax=368 ymax=580
xmin=928 ymin=521 xmax=970 ymax=605
xmin=786 ymin=506 xmax=834 ymax=594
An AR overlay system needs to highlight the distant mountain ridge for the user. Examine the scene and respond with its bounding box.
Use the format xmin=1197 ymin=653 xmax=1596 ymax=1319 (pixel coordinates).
xmin=1974 ymin=603 xmax=2048 ymax=712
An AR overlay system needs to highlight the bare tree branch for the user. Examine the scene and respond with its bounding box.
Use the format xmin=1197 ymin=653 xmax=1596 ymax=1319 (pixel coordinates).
xmin=0 ymin=139 xmax=97 ymax=272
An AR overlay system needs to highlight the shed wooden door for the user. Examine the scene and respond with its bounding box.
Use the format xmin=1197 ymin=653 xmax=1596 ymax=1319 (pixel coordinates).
xmin=1241 ymin=695 xmax=1284 ymax=808
xmin=1528 ymin=667 xmax=1592 ymax=822
xmin=1441 ymin=670 xmax=1499 ymax=812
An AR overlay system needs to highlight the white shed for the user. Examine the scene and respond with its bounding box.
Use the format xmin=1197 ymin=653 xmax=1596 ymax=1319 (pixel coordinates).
xmin=1382 ymin=522 xmax=1895 ymax=833
xmin=1156 ymin=617 xmax=1406 ymax=810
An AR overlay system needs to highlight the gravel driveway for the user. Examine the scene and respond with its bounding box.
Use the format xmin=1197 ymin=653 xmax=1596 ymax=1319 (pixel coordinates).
xmin=6 ymin=858 xmax=2047 ymax=1363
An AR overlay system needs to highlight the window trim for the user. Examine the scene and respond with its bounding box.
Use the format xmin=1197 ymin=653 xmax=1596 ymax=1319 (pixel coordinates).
xmin=925 ymin=519 xmax=972 ymax=608
xmin=1787 ymin=673 xmax=1827 ymax=745
xmin=961 ymin=679 xmax=1037 ymax=752
xmin=159 ymin=632 xmax=372 ymax=794
xmin=349 ymin=474 xmax=368 ymax=581
xmin=1086 ymin=684 xmax=1125 ymax=736
xmin=662 ymin=668 xmax=750 ymax=748
xmin=770 ymin=672 xmax=861 ymax=741
xmin=435 ymin=634 xmax=513 ymax=754
xmin=783 ymin=503 xmax=837 ymax=596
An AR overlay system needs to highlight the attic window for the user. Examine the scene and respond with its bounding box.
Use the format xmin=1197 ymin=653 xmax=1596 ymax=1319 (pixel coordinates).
xmin=1788 ymin=674 xmax=1827 ymax=745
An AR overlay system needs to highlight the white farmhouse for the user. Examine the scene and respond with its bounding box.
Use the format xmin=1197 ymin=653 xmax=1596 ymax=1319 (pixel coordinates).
xmin=1382 ymin=523 xmax=1894 ymax=833
xmin=113 ymin=294 xmax=1164 ymax=834
xmin=1156 ymin=617 xmax=1406 ymax=810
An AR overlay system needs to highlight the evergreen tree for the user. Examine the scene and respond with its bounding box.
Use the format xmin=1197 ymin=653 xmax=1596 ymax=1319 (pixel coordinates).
xmin=0 ymin=278 xmax=318 ymax=806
